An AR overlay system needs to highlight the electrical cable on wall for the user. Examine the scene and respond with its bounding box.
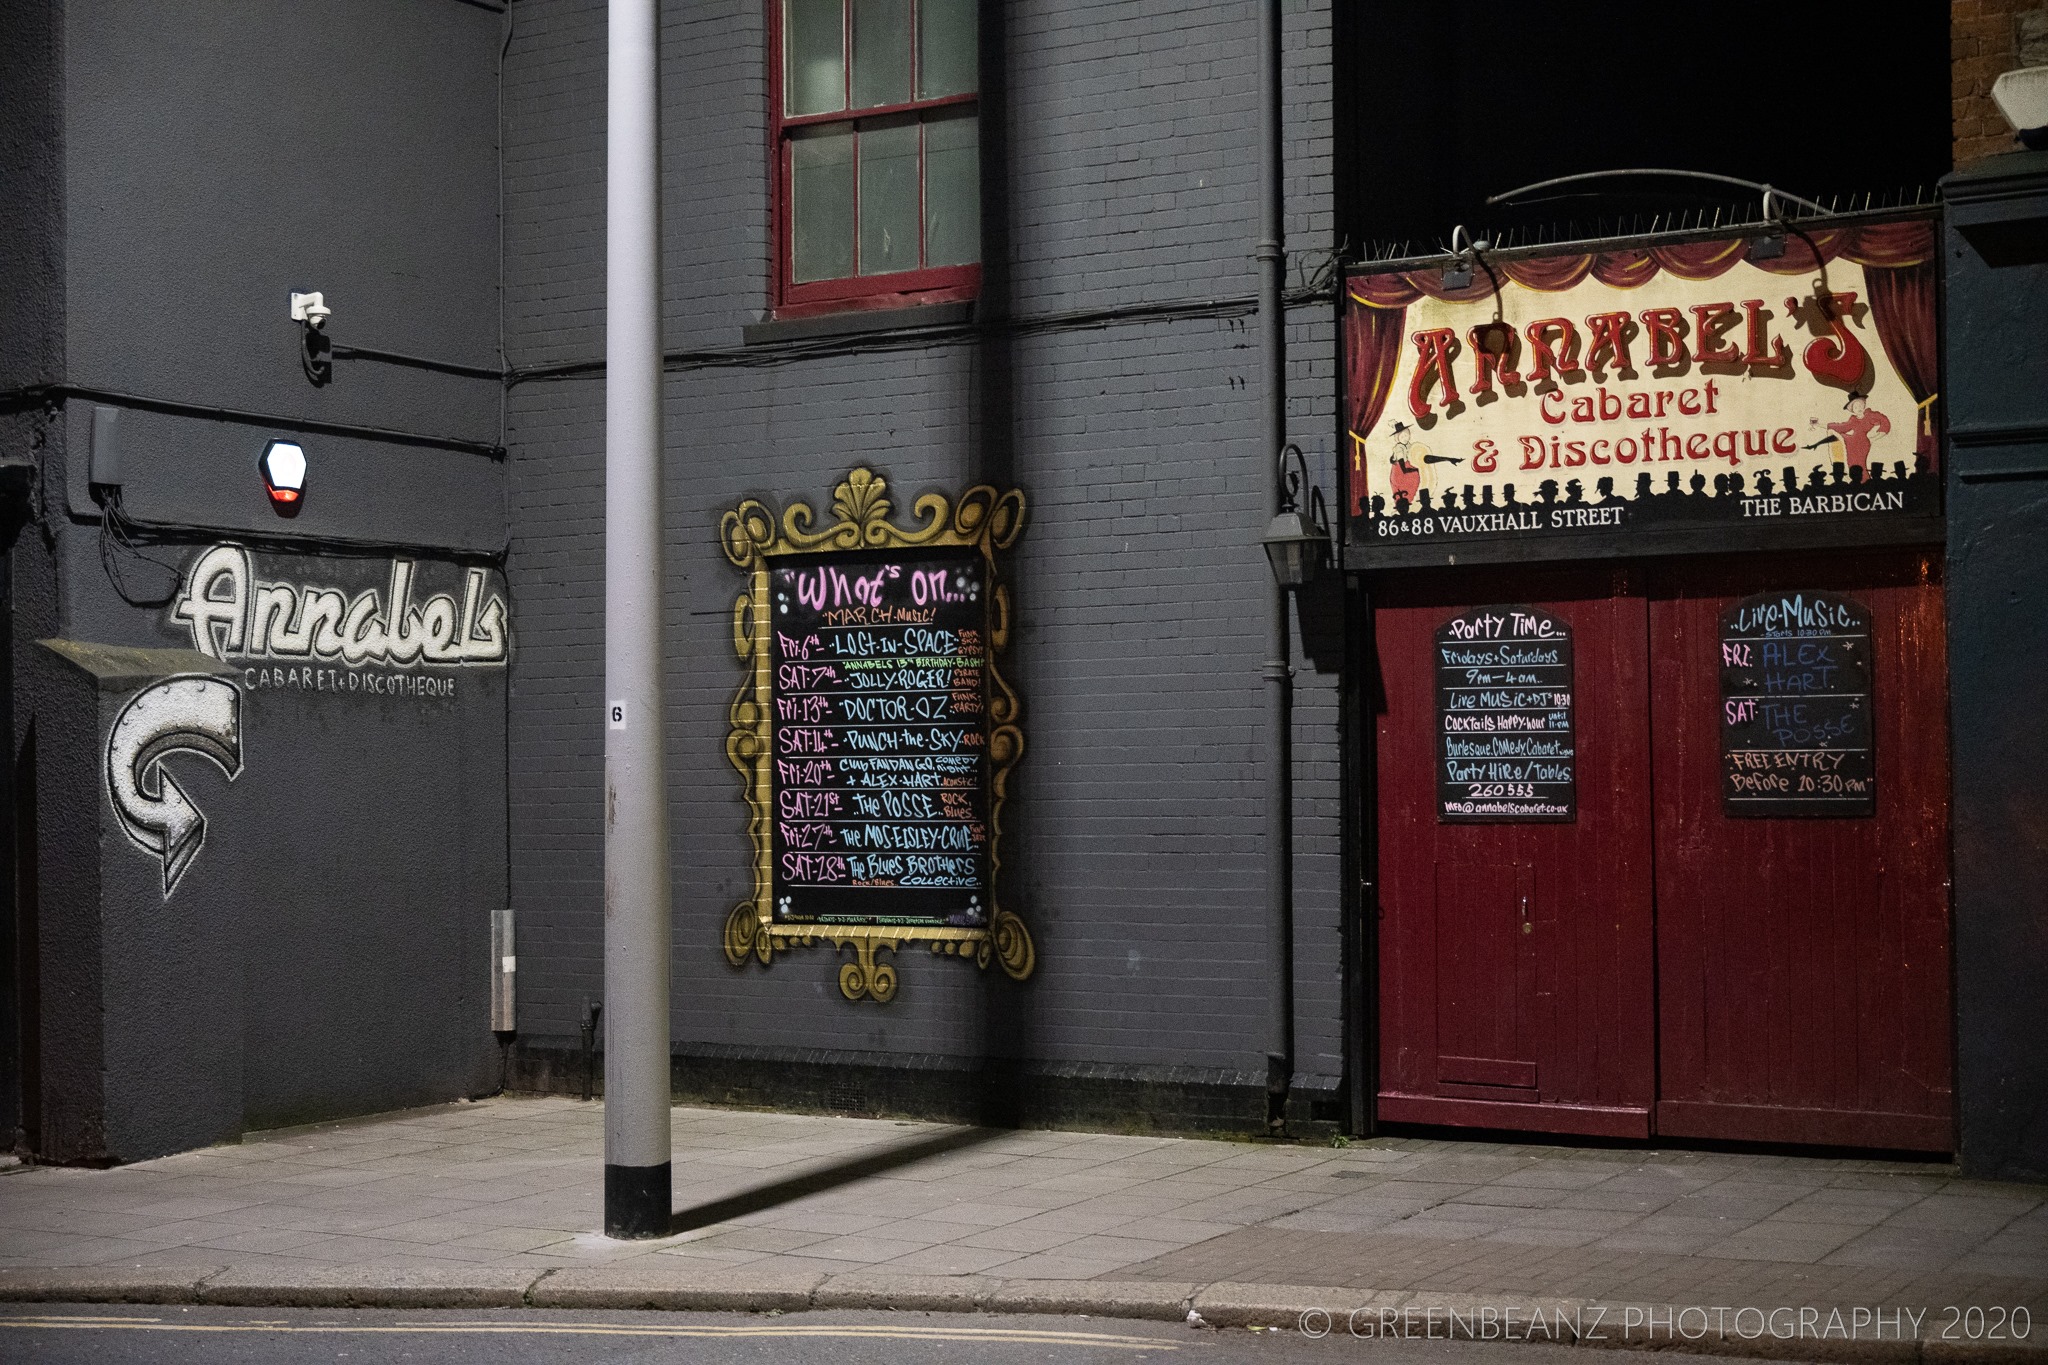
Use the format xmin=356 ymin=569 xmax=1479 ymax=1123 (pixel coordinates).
xmin=0 ymin=383 xmax=503 ymax=460
xmin=506 ymin=281 xmax=1341 ymax=387
xmin=86 ymin=500 xmax=507 ymax=568
xmin=95 ymin=485 xmax=185 ymax=607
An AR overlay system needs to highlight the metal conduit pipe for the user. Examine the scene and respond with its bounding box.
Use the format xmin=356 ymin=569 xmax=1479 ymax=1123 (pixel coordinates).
xmin=1256 ymin=0 xmax=1295 ymax=1132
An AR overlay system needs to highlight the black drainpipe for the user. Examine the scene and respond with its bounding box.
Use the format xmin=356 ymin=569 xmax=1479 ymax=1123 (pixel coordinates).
xmin=1256 ymin=0 xmax=1295 ymax=1133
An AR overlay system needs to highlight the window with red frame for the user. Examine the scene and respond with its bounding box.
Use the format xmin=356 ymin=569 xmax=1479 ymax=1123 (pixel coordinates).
xmin=773 ymin=0 xmax=980 ymax=311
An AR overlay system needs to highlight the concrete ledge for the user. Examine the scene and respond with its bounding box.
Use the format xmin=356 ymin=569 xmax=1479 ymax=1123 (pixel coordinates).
xmin=529 ymin=1261 xmax=825 ymax=1312
xmin=988 ymin=1278 xmax=1197 ymax=1322
xmin=0 ymin=1262 xmax=2041 ymax=1362
xmin=1399 ymin=1291 xmax=1590 ymax=1344
xmin=1568 ymin=1300 xmax=1911 ymax=1362
xmin=741 ymin=301 xmax=972 ymax=346
xmin=0 ymin=1266 xmax=225 ymax=1303
xmin=814 ymin=1272 xmax=996 ymax=1312
xmin=198 ymin=1264 xmax=537 ymax=1309
xmin=1925 ymin=1340 xmax=2048 ymax=1365
xmin=1193 ymin=1282 xmax=1415 ymax=1332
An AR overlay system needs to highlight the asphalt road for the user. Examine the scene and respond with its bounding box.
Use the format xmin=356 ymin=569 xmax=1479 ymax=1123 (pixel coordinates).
xmin=0 ymin=1304 xmax=1602 ymax=1365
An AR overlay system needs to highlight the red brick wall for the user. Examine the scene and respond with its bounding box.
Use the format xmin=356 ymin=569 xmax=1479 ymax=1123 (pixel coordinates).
xmin=1956 ymin=0 xmax=2028 ymax=165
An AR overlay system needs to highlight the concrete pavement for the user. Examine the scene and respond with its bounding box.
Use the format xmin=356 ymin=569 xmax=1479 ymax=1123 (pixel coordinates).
xmin=0 ymin=1095 xmax=2042 ymax=1358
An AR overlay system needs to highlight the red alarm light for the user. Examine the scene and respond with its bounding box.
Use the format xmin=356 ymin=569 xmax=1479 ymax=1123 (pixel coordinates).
xmin=260 ymin=440 xmax=307 ymax=517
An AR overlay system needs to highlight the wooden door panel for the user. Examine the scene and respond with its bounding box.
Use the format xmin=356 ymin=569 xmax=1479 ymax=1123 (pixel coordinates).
xmin=1375 ymin=566 xmax=1655 ymax=1138
xmin=1432 ymin=861 xmax=1533 ymax=1090
xmin=1648 ymin=552 xmax=1953 ymax=1151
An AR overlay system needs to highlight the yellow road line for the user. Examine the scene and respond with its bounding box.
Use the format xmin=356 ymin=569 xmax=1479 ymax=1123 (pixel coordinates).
xmin=0 ymin=1319 xmax=1180 ymax=1349
xmin=4 ymin=1314 xmax=165 ymax=1323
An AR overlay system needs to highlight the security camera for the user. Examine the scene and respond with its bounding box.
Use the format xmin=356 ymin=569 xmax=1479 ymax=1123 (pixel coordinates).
xmin=289 ymin=291 xmax=332 ymax=329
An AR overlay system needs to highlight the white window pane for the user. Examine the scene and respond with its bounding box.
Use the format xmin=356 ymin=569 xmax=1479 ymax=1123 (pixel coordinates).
xmin=923 ymin=113 xmax=979 ymax=267
xmin=792 ymin=130 xmax=854 ymax=281
xmin=784 ymin=0 xmax=845 ymax=116
xmin=858 ymin=120 xmax=920 ymax=275
xmin=917 ymin=0 xmax=977 ymax=99
xmin=850 ymin=0 xmax=911 ymax=109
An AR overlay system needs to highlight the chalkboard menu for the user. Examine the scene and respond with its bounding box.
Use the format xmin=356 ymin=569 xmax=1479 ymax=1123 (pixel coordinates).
xmin=1719 ymin=590 xmax=1874 ymax=818
xmin=1435 ymin=607 xmax=1576 ymax=822
xmin=768 ymin=549 xmax=989 ymax=927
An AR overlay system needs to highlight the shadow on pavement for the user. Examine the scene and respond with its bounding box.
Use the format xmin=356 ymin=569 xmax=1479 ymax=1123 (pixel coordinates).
xmin=671 ymin=1125 xmax=1004 ymax=1234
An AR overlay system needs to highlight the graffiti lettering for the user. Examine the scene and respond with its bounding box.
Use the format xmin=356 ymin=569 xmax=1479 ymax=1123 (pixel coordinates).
xmin=105 ymin=676 xmax=243 ymax=897
xmin=172 ymin=546 xmax=509 ymax=668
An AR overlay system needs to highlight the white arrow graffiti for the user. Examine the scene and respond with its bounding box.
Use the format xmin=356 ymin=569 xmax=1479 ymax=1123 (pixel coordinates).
xmin=105 ymin=676 xmax=244 ymax=896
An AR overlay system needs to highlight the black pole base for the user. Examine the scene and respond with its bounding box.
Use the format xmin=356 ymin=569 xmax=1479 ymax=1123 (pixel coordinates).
xmin=604 ymin=1161 xmax=672 ymax=1239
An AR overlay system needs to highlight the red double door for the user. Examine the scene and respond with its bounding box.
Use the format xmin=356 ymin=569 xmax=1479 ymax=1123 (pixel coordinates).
xmin=1373 ymin=552 xmax=1953 ymax=1151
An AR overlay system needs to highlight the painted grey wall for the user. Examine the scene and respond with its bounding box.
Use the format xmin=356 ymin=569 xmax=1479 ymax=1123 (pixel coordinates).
xmin=503 ymin=0 xmax=1343 ymax=1117
xmin=1 ymin=0 xmax=511 ymax=1157
xmin=26 ymin=521 xmax=511 ymax=1159
xmin=1943 ymin=153 xmax=2048 ymax=1182
xmin=0 ymin=0 xmax=63 ymax=1148
xmin=24 ymin=643 xmax=246 ymax=1163
xmin=54 ymin=0 xmax=506 ymax=550
xmin=60 ymin=0 xmax=502 ymax=457
xmin=0 ymin=0 xmax=62 ymax=395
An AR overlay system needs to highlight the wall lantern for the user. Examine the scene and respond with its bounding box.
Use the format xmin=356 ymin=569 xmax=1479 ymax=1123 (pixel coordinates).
xmin=1261 ymin=444 xmax=1332 ymax=590
xmin=260 ymin=439 xmax=307 ymax=517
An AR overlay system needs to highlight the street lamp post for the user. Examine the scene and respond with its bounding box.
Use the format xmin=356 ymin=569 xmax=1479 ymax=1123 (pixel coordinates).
xmin=602 ymin=0 xmax=673 ymax=1240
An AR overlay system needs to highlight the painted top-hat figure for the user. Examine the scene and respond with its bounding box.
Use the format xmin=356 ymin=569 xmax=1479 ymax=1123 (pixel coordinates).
xmin=1806 ymin=391 xmax=1891 ymax=476
xmin=1387 ymin=421 xmax=1426 ymax=506
xmin=1385 ymin=420 xmax=1465 ymax=509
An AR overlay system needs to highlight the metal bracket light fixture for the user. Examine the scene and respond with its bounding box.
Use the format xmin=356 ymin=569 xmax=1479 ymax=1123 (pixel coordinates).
xmin=1441 ymin=224 xmax=1489 ymax=290
xmin=1261 ymin=444 xmax=1332 ymax=590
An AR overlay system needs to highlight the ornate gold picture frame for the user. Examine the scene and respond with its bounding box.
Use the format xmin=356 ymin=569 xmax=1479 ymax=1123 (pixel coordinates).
xmin=719 ymin=467 xmax=1034 ymax=1003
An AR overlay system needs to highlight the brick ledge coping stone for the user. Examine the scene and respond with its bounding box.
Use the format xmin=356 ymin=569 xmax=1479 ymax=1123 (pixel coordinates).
xmin=0 ymin=1265 xmax=2039 ymax=1362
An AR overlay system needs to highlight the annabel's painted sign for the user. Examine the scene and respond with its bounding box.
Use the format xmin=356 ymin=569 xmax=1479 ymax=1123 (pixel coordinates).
xmin=1342 ymin=216 xmax=1940 ymax=564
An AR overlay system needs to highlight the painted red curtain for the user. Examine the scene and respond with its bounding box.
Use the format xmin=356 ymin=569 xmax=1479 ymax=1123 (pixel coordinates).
xmin=1344 ymin=305 xmax=1410 ymax=500
xmin=1862 ymin=263 xmax=1940 ymax=459
xmin=1343 ymin=219 xmax=1938 ymax=514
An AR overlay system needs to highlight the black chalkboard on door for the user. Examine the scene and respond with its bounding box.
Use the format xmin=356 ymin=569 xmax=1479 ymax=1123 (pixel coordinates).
xmin=1434 ymin=605 xmax=1577 ymax=823
xmin=1719 ymin=590 xmax=1875 ymax=817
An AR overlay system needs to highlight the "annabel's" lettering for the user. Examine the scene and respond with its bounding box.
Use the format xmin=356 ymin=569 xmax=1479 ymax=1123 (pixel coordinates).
xmin=171 ymin=544 xmax=510 ymax=668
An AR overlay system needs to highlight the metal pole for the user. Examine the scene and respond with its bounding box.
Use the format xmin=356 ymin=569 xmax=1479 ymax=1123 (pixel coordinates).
xmin=1255 ymin=0 xmax=1294 ymax=1131
xmin=603 ymin=0 xmax=672 ymax=1239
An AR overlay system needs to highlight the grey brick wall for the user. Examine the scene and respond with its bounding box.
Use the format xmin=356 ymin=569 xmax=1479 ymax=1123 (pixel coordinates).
xmin=504 ymin=0 xmax=1345 ymax=1099
xmin=3 ymin=0 xmax=509 ymax=1156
